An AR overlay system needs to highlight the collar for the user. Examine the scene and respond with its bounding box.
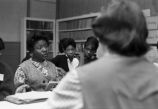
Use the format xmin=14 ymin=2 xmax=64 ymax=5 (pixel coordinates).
xmin=30 ymin=58 xmax=48 ymax=67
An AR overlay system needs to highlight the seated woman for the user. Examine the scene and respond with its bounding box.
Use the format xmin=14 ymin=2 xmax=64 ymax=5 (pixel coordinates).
xmin=80 ymin=36 xmax=99 ymax=65
xmin=51 ymin=38 xmax=79 ymax=80
xmin=14 ymin=35 xmax=57 ymax=93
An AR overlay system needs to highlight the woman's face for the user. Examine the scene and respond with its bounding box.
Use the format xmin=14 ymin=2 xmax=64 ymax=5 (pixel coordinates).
xmin=65 ymin=45 xmax=76 ymax=58
xmin=84 ymin=44 xmax=96 ymax=59
xmin=33 ymin=40 xmax=48 ymax=61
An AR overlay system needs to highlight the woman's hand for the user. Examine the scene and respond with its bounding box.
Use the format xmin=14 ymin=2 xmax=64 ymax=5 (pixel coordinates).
xmin=56 ymin=67 xmax=66 ymax=81
xmin=15 ymin=84 xmax=31 ymax=93
xmin=45 ymin=81 xmax=58 ymax=91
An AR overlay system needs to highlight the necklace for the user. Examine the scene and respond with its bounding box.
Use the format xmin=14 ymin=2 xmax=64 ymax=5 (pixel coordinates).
xmin=31 ymin=59 xmax=48 ymax=77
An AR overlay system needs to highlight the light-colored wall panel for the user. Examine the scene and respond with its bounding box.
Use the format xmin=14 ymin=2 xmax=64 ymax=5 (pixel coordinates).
xmin=30 ymin=0 xmax=56 ymax=19
xmin=0 ymin=0 xmax=27 ymax=42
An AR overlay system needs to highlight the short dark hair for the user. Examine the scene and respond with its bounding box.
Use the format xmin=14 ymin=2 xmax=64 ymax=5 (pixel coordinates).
xmin=62 ymin=38 xmax=76 ymax=51
xmin=84 ymin=36 xmax=99 ymax=51
xmin=92 ymin=0 xmax=149 ymax=57
xmin=59 ymin=38 xmax=68 ymax=53
xmin=27 ymin=34 xmax=49 ymax=52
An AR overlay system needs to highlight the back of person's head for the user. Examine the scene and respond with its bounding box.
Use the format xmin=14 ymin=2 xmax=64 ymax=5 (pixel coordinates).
xmin=92 ymin=0 xmax=149 ymax=57
xmin=62 ymin=38 xmax=76 ymax=51
xmin=27 ymin=34 xmax=49 ymax=52
xmin=84 ymin=36 xmax=99 ymax=52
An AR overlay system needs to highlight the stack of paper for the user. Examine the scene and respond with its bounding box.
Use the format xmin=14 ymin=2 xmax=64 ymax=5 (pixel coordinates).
xmin=5 ymin=91 xmax=51 ymax=104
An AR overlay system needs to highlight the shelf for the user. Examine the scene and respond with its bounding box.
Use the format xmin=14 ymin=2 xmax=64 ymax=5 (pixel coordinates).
xmin=59 ymin=28 xmax=92 ymax=32
xmin=75 ymin=40 xmax=86 ymax=43
xmin=57 ymin=13 xmax=100 ymax=22
xmin=56 ymin=13 xmax=99 ymax=54
xmin=27 ymin=29 xmax=53 ymax=32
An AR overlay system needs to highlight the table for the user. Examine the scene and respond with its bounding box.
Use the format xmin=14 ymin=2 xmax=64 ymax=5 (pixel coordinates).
xmin=0 ymin=101 xmax=45 ymax=109
xmin=0 ymin=91 xmax=51 ymax=109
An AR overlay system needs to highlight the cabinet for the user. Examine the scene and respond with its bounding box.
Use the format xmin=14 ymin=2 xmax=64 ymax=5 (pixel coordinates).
xmin=21 ymin=17 xmax=56 ymax=61
xmin=56 ymin=13 xmax=100 ymax=54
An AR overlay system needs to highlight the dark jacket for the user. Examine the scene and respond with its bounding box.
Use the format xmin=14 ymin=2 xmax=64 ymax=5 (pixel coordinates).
xmin=51 ymin=55 xmax=69 ymax=72
xmin=0 ymin=62 xmax=14 ymax=100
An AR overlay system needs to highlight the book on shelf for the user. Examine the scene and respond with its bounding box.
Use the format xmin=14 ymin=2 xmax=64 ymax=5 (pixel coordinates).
xmin=59 ymin=29 xmax=94 ymax=41
xmin=27 ymin=21 xmax=53 ymax=30
xmin=147 ymin=30 xmax=158 ymax=44
xmin=59 ymin=17 xmax=95 ymax=30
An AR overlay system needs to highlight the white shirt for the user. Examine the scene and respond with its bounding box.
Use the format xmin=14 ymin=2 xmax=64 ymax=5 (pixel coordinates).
xmin=42 ymin=69 xmax=83 ymax=109
xmin=67 ymin=58 xmax=79 ymax=71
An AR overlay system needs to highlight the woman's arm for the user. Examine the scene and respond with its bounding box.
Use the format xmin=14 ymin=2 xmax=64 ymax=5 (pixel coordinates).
xmin=14 ymin=67 xmax=31 ymax=93
xmin=42 ymin=70 xmax=83 ymax=109
xmin=0 ymin=62 xmax=14 ymax=100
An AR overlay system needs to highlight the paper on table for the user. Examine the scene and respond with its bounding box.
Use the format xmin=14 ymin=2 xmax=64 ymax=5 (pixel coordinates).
xmin=5 ymin=91 xmax=51 ymax=104
xmin=0 ymin=74 xmax=4 ymax=81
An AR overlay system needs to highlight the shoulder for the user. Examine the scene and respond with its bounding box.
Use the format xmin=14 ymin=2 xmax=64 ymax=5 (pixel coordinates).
xmin=77 ymin=57 xmax=109 ymax=78
xmin=154 ymin=62 xmax=158 ymax=67
xmin=55 ymin=55 xmax=66 ymax=59
xmin=19 ymin=59 xmax=32 ymax=68
xmin=17 ymin=59 xmax=32 ymax=73
xmin=47 ymin=60 xmax=56 ymax=67
xmin=55 ymin=69 xmax=80 ymax=91
xmin=77 ymin=58 xmax=100 ymax=71
xmin=52 ymin=55 xmax=67 ymax=62
xmin=0 ymin=61 xmax=12 ymax=75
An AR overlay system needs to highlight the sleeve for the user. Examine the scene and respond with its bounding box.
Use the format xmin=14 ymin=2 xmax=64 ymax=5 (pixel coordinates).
xmin=42 ymin=70 xmax=84 ymax=109
xmin=0 ymin=63 xmax=14 ymax=100
xmin=51 ymin=55 xmax=59 ymax=66
xmin=14 ymin=66 xmax=30 ymax=93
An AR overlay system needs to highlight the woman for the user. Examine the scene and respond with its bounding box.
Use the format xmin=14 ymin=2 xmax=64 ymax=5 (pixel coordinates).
xmin=43 ymin=1 xmax=158 ymax=109
xmin=51 ymin=38 xmax=79 ymax=80
xmin=14 ymin=35 xmax=57 ymax=93
xmin=80 ymin=36 xmax=99 ymax=65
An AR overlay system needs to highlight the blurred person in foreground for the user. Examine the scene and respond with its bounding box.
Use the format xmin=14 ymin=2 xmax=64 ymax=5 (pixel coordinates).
xmin=0 ymin=38 xmax=14 ymax=100
xmin=42 ymin=0 xmax=158 ymax=109
xmin=14 ymin=35 xmax=58 ymax=93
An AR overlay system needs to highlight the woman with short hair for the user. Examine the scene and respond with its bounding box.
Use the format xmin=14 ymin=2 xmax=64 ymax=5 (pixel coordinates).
xmin=14 ymin=35 xmax=57 ymax=93
xmin=43 ymin=1 xmax=158 ymax=109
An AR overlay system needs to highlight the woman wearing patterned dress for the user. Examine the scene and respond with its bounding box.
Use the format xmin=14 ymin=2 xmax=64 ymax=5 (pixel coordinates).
xmin=14 ymin=35 xmax=57 ymax=93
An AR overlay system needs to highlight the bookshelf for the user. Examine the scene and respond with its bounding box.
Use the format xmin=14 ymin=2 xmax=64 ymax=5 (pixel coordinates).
xmin=56 ymin=13 xmax=100 ymax=54
xmin=145 ymin=16 xmax=158 ymax=62
xmin=21 ymin=17 xmax=56 ymax=61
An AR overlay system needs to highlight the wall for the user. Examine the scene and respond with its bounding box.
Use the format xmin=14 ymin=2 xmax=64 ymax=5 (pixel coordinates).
xmin=0 ymin=0 xmax=27 ymax=42
xmin=0 ymin=0 xmax=27 ymax=72
xmin=0 ymin=0 xmax=56 ymax=72
xmin=57 ymin=0 xmax=158 ymax=18
xmin=30 ymin=0 xmax=56 ymax=19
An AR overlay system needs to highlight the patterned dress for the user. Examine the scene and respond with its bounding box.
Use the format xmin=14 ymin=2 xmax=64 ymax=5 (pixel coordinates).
xmin=14 ymin=59 xmax=58 ymax=93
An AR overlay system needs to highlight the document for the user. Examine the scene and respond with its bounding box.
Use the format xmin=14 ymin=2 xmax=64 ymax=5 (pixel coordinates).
xmin=5 ymin=91 xmax=51 ymax=104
